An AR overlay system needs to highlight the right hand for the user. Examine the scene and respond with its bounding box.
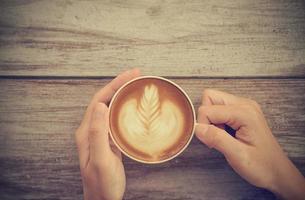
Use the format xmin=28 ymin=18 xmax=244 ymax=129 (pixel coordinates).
xmin=195 ymin=89 xmax=305 ymax=200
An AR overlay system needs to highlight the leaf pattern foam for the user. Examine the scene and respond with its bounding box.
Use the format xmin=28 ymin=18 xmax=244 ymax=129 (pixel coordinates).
xmin=118 ymin=84 xmax=184 ymax=159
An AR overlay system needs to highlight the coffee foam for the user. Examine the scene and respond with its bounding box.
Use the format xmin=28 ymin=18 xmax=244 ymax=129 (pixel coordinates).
xmin=118 ymin=84 xmax=184 ymax=160
xmin=109 ymin=77 xmax=195 ymax=163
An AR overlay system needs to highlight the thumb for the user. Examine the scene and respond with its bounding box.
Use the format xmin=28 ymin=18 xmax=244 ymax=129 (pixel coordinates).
xmin=195 ymin=123 xmax=242 ymax=158
xmin=89 ymin=102 xmax=111 ymax=161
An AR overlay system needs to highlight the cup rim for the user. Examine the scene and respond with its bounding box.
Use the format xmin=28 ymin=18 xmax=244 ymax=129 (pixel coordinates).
xmin=108 ymin=76 xmax=196 ymax=164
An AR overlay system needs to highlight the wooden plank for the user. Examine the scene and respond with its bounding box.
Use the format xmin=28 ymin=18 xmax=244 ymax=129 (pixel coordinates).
xmin=0 ymin=0 xmax=305 ymax=77
xmin=0 ymin=78 xmax=305 ymax=199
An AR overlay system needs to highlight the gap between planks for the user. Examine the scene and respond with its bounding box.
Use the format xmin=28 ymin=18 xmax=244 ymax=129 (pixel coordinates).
xmin=0 ymin=75 xmax=305 ymax=80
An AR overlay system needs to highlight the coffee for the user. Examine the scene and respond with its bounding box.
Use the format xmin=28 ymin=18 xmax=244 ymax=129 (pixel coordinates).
xmin=109 ymin=76 xmax=195 ymax=163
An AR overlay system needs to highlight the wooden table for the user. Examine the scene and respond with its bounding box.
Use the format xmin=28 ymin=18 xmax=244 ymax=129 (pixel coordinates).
xmin=0 ymin=1 xmax=305 ymax=199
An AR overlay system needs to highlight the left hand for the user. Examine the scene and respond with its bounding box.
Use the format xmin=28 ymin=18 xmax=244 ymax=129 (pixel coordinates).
xmin=75 ymin=69 xmax=140 ymax=200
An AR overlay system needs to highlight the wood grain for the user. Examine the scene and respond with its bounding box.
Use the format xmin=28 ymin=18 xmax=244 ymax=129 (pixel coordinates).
xmin=0 ymin=78 xmax=304 ymax=200
xmin=0 ymin=0 xmax=305 ymax=77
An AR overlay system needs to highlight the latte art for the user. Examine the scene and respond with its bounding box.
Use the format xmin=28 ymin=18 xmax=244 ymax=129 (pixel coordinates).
xmin=119 ymin=84 xmax=183 ymax=158
xmin=109 ymin=77 xmax=195 ymax=163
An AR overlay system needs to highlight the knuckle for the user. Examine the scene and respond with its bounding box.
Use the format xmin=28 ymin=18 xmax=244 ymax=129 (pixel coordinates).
xmin=89 ymin=126 xmax=100 ymax=136
xmin=249 ymin=99 xmax=258 ymax=106
xmin=242 ymin=97 xmax=262 ymax=112
xmin=202 ymin=89 xmax=213 ymax=98
xmin=248 ymin=99 xmax=261 ymax=110
xmin=240 ymin=104 xmax=260 ymax=121
xmin=240 ymin=104 xmax=255 ymax=113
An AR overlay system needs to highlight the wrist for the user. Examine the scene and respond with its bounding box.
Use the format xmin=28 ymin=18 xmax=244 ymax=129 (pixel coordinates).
xmin=83 ymin=187 xmax=123 ymax=200
xmin=268 ymin=156 xmax=305 ymax=200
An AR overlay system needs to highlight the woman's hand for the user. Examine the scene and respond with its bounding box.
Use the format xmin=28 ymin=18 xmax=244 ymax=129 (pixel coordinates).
xmin=195 ymin=89 xmax=305 ymax=200
xmin=75 ymin=69 xmax=140 ymax=200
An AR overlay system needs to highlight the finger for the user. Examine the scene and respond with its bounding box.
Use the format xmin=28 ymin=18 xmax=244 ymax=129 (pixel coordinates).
xmin=75 ymin=128 xmax=90 ymax=171
xmin=195 ymin=123 xmax=243 ymax=159
xmin=88 ymin=103 xmax=111 ymax=162
xmin=99 ymin=68 xmax=141 ymax=103
xmin=80 ymin=68 xmax=140 ymax=129
xmin=109 ymin=137 xmax=122 ymax=160
xmin=197 ymin=105 xmax=251 ymax=130
xmin=75 ymin=69 xmax=140 ymax=166
xmin=202 ymin=89 xmax=247 ymax=106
